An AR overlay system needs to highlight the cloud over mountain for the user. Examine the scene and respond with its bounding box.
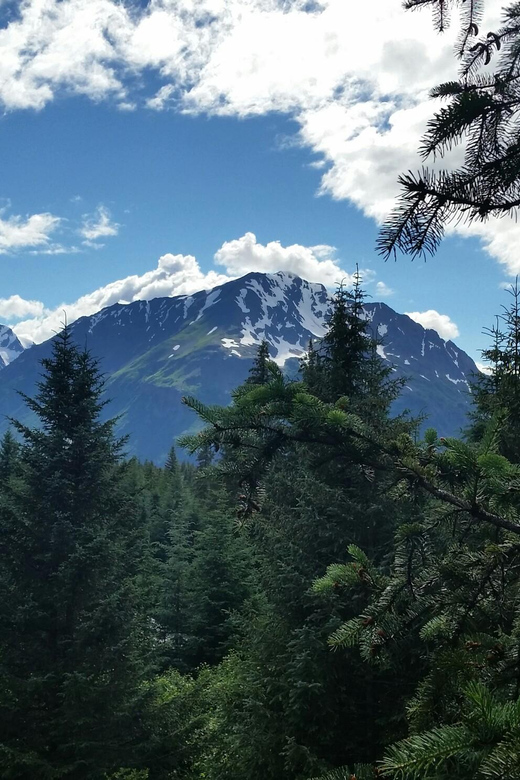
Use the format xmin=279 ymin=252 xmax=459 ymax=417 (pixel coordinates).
xmin=12 ymin=233 xmax=366 ymax=344
xmin=405 ymin=310 xmax=460 ymax=341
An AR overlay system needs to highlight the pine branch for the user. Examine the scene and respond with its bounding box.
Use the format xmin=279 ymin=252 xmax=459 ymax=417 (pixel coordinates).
xmin=400 ymin=461 xmax=520 ymax=535
xmin=380 ymin=725 xmax=471 ymax=776
xmin=380 ymin=0 xmax=520 ymax=257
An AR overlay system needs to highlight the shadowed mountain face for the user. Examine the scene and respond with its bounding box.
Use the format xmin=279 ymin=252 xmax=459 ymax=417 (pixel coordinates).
xmin=0 ymin=272 xmax=478 ymax=463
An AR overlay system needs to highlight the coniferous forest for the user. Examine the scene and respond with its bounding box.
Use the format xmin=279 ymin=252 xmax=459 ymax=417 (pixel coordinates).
xmin=5 ymin=0 xmax=520 ymax=777
xmin=2 ymin=273 xmax=520 ymax=779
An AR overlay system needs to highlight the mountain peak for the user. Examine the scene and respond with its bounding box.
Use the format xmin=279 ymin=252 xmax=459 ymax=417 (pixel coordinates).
xmin=0 ymin=324 xmax=26 ymax=369
xmin=0 ymin=271 xmax=478 ymax=462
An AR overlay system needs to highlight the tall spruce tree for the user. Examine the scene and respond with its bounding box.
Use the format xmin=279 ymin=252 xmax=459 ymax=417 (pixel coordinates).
xmin=301 ymin=273 xmax=403 ymax=419
xmin=318 ymin=274 xmax=368 ymax=403
xmin=0 ymin=328 xmax=150 ymax=779
xmin=246 ymin=340 xmax=272 ymax=386
xmin=468 ymin=280 xmax=520 ymax=462
xmin=180 ymin=282 xmax=415 ymax=778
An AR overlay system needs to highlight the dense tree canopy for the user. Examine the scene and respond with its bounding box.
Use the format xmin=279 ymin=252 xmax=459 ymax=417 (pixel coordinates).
xmin=2 ymin=276 xmax=520 ymax=779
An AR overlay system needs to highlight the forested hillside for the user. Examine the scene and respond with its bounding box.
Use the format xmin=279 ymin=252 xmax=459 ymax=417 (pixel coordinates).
xmin=2 ymin=274 xmax=520 ymax=779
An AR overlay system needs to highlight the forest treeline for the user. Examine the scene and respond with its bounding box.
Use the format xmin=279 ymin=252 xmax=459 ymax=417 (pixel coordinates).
xmin=2 ymin=277 xmax=520 ymax=779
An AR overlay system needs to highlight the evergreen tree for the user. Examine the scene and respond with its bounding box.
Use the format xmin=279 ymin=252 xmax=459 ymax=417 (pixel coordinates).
xmin=180 ymin=295 xmax=415 ymax=778
xmin=0 ymin=429 xmax=20 ymax=484
xmin=468 ymin=280 xmax=520 ymax=462
xmin=300 ymin=337 xmax=322 ymax=395
xmin=319 ymin=274 xmax=369 ymax=403
xmin=181 ymin=485 xmax=252 ymax=669
xmin=246 ymin=339 xmax=275 ymax=386
xmin=301 ymin=272 xmax=403 ymax=417
xmin=164 ymin=443 xmax=179 ymax=475
xmin=0 ymin=328 xmax=150 ymax=778
xmin=312 ymin=424 xmax=520 ymax=779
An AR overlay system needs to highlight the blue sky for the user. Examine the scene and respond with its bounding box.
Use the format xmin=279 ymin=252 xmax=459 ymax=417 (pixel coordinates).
xmin=0 ymin=0 xmax=513 ymax=362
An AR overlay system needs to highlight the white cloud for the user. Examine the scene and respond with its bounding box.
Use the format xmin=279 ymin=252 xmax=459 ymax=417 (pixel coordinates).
xmin=454 ymin=218 xmax=520 ymax=277
xmin=375 ymin=281 xmax=394 ymax=298
xmin=13 ymin=250 xmax=228 ymax=344
xmin=80 ymin=205 xmax=119 ymax=242
xmin=0 ymin=202 xmax=115 ymax=255
xmin=146 ymin=85 xmax=175 ymax=111
xmin=405 ymin=309 xmax=460 ymax=341
xmin=0 ymin=209 xmax=61 ymax=253
xmin=29 ymin=244 xmax=81 ymax=255
xmin=12 ymin=232 xmax=367 ymax=344
xmin=1 ymin=0 xmax=513 ymax=269
xmin=475 ymin=361 xmax=493 ymax=376
xmin=0 ymin=295 xmax=45 ymax=320
xmin=214 ymin=231 xmax=366 ymax=287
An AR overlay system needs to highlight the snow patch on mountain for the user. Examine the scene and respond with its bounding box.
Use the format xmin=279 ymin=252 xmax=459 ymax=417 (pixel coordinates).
xmin=222 ymin=338 xmax=240 ymax=349
xmin=193 ymin=289 xmax=221 ymax=323
xmin=0 ymin=325 xmax=26 ymax=368
xmin=236 ymin=290 xmax=250 ymax=313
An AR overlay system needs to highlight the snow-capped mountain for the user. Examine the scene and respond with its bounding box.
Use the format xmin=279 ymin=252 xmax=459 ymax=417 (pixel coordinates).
xmin=0 ymin=325 xmax=26 ymax=369
xmin=0 ymin=272 xmax=479 ymax=462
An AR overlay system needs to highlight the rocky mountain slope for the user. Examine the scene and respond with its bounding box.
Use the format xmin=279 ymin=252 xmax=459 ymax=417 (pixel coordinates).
xmin=0 ymin=272 xmax=478 ymax=462
xmin=0 ymin=325 xmax=26 ymax=369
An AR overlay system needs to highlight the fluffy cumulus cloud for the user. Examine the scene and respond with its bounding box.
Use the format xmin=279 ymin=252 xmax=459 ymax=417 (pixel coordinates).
xmin=3 ymin=0 xmax=517 ymax=269
xmin=214 ymin=232 xmax=365 ymax=287
xmin=375 ymin=281 xmax=394 ymax=298
xmin=13 ymin=252 xmax=226 ymax=344
xmin=0 ymin=202 xmax=121 ymax=255
xmin=0 ymin=208 xmax=61 ymax=253
xmin=0 ymin=295 xmax=45 ymax=320
xmin=405 ymin=309 xmax=460 ymax=341
xmin=1 ymin=0 xmax=515 ymax=269
xmin=80 ymin=205 xmax=120 ymax=245
xmin=12 ymin=232 xmax=369 ymax=344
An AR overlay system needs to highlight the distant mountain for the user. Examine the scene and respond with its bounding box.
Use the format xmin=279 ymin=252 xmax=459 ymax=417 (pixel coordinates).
xmin=0 ymin=325 xmax=26 ymax=369
xmin=0 ymin=272 xmax=479 ymax=462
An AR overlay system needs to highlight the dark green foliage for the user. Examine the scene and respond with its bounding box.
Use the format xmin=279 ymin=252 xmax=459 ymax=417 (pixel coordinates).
xmin=468 ymin=280 xmax=520 ymax=461
xmin=5 ymin=282 xmax=520 ymax=780
xmin=0 ymin=329 xmax=151 ymax=778
xmin=300 ymin=274 xmax=404 ymax=419
xmin=299 ymin=337 xmax=322 ymax=395
xmin=246 ymin=339 xmax=278 ymax=386
xmin=157 ymin=473 xmax=253 ymax=672
xmin=0 ymin=429 xmax=20 ymax=484
xmin=381 ymin=682 xmax=520 ymax=779
xmin=180 ymin=286 xmax=418 ymax=778
xmin=164 ymin=443 xmax=178 ymax=474
xmin=378 ymin=0 xmax=520 ymax=259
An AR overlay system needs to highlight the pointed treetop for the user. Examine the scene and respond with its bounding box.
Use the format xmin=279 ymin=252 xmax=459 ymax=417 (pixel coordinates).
xmin=165 ymin=443 xmax=178 ymax=474
xmin=246 ymin=340 xmax=275 ymax=386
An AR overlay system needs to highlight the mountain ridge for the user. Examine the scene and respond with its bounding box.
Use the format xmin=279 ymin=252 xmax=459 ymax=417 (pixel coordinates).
xmin=0 ymin=272 xmax=478 ymax=462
